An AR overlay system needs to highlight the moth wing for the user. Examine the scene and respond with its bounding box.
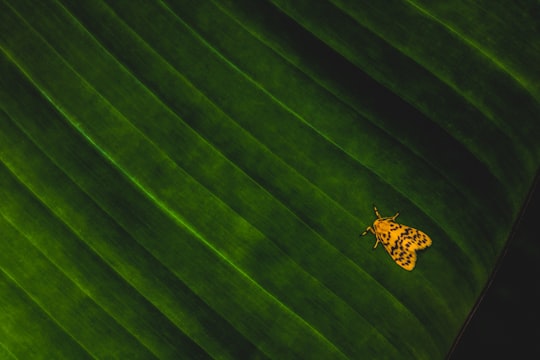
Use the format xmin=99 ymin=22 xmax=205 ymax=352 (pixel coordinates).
xmin=401 ymin=226 xmax=432 ymax=250
xmin=381 ymin=225 xmax=432 ymax=271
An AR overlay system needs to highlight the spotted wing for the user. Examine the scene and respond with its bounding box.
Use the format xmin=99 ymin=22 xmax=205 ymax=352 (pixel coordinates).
xmin=377 ymin=223 xmax=432 ymax=271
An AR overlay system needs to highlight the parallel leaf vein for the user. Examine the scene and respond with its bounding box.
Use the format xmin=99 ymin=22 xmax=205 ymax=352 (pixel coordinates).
xmin=325 ymin=0 xmax=523 ymax=147
xmin=268 ymin=0 xmax=521 ymax=184
xmin=157 ymin=0 xmax=478 ymax=268
xmin=96 ymin=1 xmax=456 ymax=346
xmin=210 ymin=0 xmax=511 ymax=219
xmin=0 ymin=159 xmax=161 ymax=359
xmin=1 ymin=54 xmax=209 ymax=359
xmin=0 ymin=255 xmax=98 ymax=360
xmin=404 ymin=0 xmax=536 ymax=101
xmin=1 ymin=36 xmax=347 ymax=359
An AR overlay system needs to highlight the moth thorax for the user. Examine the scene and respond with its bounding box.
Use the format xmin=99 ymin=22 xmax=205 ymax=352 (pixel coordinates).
xmin=373 ymin=219 xmax=392 ymax=232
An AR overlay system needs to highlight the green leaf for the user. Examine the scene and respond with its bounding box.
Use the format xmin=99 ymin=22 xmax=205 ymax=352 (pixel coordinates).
xmin=1 ymin=0 xmax=539 ymax=358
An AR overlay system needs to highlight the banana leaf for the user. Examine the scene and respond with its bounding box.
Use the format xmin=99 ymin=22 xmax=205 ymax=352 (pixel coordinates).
xmin=1 ymin=0 xmax=539 ymax=359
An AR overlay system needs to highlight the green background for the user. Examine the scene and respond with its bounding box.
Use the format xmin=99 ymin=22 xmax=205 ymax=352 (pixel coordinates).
xmin=1 ymin=1 xmax=539 ymax=359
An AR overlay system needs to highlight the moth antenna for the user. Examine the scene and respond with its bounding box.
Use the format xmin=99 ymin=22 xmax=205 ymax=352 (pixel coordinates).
xmin=373 ymin=205 xmax=382 ymax=219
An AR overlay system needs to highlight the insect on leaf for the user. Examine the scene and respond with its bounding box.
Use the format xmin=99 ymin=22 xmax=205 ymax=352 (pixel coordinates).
xmin=361 ymin=205 xmax=432 ymax=271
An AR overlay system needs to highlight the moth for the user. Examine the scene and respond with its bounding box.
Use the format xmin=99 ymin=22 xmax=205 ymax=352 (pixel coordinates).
xmin=360 ymin=205 xmax=432 ymax=271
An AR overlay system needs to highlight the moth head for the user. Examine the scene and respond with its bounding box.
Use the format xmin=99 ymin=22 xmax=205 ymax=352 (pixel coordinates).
xmin=373 ymin=218 xmax=394 ymax=232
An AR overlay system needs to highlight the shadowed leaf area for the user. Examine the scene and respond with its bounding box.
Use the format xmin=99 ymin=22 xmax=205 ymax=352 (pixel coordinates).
xmin=1 ymin=0 xmax=539 ymax=359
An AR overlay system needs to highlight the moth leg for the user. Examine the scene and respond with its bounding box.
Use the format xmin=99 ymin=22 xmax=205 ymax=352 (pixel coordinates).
xmin=360 ymin=226 xmax=375 ymax=236
xmin=391 ymin=212 xmax=400 ymax=221
xmin=372 ymin=238 xmax=380 ymax=249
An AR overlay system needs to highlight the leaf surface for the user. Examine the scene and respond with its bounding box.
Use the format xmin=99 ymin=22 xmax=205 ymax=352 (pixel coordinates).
xmin=1 ymin=0 xmax=539 ymax=358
